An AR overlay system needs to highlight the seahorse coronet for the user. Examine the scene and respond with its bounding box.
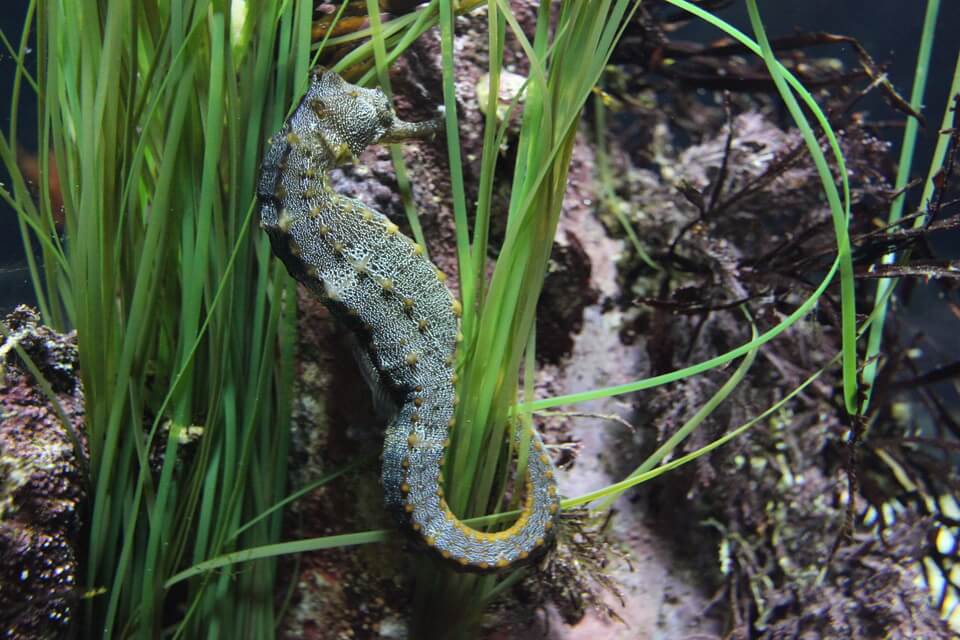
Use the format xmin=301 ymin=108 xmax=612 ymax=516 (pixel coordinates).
xmin=257 ymin=68 xmax=560 ymax=571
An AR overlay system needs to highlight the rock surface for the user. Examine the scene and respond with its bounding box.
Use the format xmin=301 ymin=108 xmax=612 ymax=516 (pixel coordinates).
xmin=1 ymin=306 xmax=87 ymax=639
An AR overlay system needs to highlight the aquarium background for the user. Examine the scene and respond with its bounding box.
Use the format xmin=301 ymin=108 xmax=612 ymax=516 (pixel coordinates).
xmin=0 ymin=1 xmax=957 ymax=636
xmin=0 ymin=0 xmax=39 ymax=312
xmin=6 ymin=0 xmax=956 ymax=407
xmin=3 ymin=1 xmax=957 ymax=314
xmin=677 ymin=2 xmax=960 ymax=365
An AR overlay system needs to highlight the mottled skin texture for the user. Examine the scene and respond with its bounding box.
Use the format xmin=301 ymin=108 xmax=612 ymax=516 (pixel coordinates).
xmin=257 ymin=69 xmax=559 ymax=570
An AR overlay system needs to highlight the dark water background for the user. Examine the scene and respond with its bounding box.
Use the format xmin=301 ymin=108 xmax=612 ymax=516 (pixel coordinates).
xmin=0 ymin=1 xmax=38 ymax=312
xmin=1 ymin=1 xmax=958 ymax=366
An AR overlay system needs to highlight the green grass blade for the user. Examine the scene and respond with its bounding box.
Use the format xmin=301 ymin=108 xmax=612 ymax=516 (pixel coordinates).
xmin=860 ymin=0 xmax=942 ymax=413
xmin=747 ymin=0 xmax=859 ymax=416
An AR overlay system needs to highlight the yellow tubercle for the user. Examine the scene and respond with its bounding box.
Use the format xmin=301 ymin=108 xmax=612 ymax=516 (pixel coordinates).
xmin=277 ymin=208 xmax=293 ymax=232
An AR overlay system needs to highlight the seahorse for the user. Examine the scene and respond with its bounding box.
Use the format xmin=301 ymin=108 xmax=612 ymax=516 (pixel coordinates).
xmin=257 ymin=68 xmax=559 ymax=571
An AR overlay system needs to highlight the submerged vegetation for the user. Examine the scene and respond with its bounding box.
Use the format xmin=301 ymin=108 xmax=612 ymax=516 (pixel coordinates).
xmin=0 ymin=0 xmax=957 ymax=638
xmin=1 ymin=1 xmax=308 ymax=636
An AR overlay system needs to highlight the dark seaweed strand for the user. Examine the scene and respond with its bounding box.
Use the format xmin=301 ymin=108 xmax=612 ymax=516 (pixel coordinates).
xmin=257 ymin=69 xmax=560 ymax=571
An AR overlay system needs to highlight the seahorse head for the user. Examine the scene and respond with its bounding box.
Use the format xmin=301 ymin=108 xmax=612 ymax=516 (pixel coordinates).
xmin=306 ymin=68 xmax=397 ymax=158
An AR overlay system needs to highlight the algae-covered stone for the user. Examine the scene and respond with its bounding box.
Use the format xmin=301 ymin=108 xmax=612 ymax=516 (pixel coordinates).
xmin=1 ymin=306 xmax=87 ymax=639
